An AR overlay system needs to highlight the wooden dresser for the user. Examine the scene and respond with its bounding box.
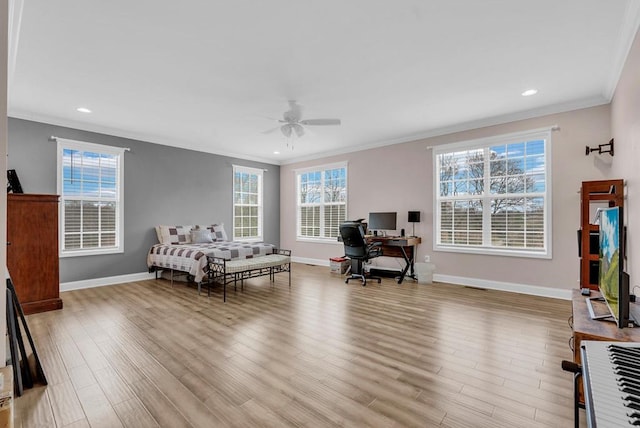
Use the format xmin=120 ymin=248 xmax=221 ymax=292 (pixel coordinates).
xmin=7 ymin=194 xmax=62 ymax=314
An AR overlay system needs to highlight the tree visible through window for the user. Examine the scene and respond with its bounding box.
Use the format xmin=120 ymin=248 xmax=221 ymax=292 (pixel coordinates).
xmin=57 ymin=138 xmax=124 ymax=256
xmin=434 ymin=130 xmax=551 ymax=257
xmin=297 ymin=164 xmax=347 ymax=240
xmin=233 ymin=165 xmax=263 ymax=240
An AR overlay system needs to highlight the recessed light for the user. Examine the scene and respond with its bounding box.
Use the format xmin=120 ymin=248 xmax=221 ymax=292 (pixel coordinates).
xmin=273 ymin=151 xmax=280 ymax=155
xmin=76 ymin=107 xmax=92 ymax=113
xmin=521 ymin=89 xmax=538 ymax=97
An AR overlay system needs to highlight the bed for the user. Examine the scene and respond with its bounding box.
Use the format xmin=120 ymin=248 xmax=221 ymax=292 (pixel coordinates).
xmin=147 ymin=240 xmax=277 ymax=283
xmin=147 ymin=224 xmax=289 ymax=301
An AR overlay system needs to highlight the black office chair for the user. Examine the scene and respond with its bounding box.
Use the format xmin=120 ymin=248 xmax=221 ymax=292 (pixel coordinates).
xmin=339 ymin=222 xmax=383 ymax=286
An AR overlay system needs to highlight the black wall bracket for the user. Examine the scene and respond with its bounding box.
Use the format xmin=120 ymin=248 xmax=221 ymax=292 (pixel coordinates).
xmin=585 ymin=138 xmax=614 ymax=156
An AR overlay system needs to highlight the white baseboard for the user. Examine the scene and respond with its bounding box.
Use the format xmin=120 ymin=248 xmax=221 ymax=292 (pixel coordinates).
xmin=433 ymin=273 xmax=572 ymax=300
xmin=292 ymin=256 xmax=329 ymax=266
xmin=59 ymin=265 xmax=572 ymax=301
xmin=60 ymin=271 xmax=156 ymax=292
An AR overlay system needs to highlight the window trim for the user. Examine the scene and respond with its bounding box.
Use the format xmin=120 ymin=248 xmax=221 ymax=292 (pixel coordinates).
xmin=56 ymin=138 xmax=125 ymax=257
xmin=295 ymin=161 xmax=348 ymax=243
xmin=432 ymin=127 xmax=553 ymax=259
xmin=232 ymin=165 xmax=264 ymax=242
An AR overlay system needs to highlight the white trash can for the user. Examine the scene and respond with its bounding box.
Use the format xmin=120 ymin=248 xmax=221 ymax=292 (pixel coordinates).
xmin=415 ymin=262 xmax=435 ymax=284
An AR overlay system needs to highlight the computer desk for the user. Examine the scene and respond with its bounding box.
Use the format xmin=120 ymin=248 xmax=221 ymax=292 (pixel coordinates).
xmin=366 ymin=236 xmax=422 ymax=284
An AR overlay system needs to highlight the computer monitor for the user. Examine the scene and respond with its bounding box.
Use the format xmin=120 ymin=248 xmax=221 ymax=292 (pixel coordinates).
xmin=368 ymin=212 xmax=397 ymax=232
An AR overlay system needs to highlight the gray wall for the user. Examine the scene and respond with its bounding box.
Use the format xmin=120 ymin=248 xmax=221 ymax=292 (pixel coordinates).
xmin=8 ymin=118 xmax=280 ymax=283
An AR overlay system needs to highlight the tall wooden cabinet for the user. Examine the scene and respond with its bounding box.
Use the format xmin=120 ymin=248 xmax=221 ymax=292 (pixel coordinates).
xmin=7 ymin=194 xmax=62 ymax=314
xmin=579 ymin=179 xmax=624 ymax=290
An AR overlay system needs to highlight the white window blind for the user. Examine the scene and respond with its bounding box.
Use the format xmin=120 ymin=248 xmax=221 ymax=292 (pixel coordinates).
xmin=233 ymin=165 xmax=263 ymax=240
xmin=434 ymin=128 xmax=551 ymax=258
xmin=56 ymin=138 xmax=125 ymax=256
xmin=296 ymin=163 xmax=347 ymax=241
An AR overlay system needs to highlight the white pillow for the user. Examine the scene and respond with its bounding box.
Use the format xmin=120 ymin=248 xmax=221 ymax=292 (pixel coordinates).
xmin=190 ymin=228 xmax=214 ymax=243
xmin=199 ymin=223 xmax=228 ymax=241
xmin=156 ymin=225 xmax=193 ymax=244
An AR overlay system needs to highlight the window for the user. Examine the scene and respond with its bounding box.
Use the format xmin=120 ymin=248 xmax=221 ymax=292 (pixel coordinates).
xmin=233 ymin=165 xmax=263 ymax=240
xmin=57 ymin=138 xmax=125 ymax=256
xmin=296 ymin=163 xmax=347 ymax=241
xmin=434 ymin=128 xmax=551 ymax=258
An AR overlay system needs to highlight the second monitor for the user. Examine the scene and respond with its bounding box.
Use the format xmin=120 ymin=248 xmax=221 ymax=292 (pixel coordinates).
xmin=368 ymin=212 xmax=397 ymax=235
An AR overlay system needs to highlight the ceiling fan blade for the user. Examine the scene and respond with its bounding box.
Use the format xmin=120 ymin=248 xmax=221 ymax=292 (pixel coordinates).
xmin=299 ymin=118 xmax=341 ymax=126
xmin=262 ymin=126 xmax=281 ymax=134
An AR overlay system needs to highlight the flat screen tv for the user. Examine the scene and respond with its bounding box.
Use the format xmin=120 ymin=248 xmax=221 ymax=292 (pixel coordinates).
xmin=597 ymin=206 xmax=632 ymax=328
xmin=368 ymin=212 xmax=397 ymax=232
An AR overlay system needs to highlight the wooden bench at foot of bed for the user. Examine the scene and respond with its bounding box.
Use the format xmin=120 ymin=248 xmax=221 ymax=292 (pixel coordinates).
xmin=205 ymin=249 xmax=292 ymax=302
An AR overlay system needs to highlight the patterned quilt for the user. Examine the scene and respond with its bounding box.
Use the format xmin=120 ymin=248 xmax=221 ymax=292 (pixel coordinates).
xmin=147 ymin=241 xmax=277 ymax=283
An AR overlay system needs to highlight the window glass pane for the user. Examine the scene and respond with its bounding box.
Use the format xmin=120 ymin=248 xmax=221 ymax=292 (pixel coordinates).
xmin=101 ymin=154 xmax=117 ymax=184
xmin=526 ymin=140 xmax=545 ymax=156
xmin=82 ymin=201 xmax=99 ymax=232
xmin=507 ymin=142 xmax=525 ymax=156
xmin=526 ymin=197 xmax=544 ymax=232
xmin=62 ymin=149 xmax=82 ymax=181
xmin=101 ymin=233 xmax=116 ymax=247
xmin=491 ymin=232 xmax=506 ymax=247
xmin=100 ymin=181 xmax=116 ymax=199
xmin=440 ymin=202 xmax=453 ymax=231
xmin=324 ymin=205 xmax=346 ymax=238
xmin=300 ymin=172 xmax=322 ymax=203
xmin=526 ymin=233 xmax=544 ymax=248
xmin=64 ymin=200 xmax=81 ymax=233
xmin=101 ymin=202 xmax=116 ymax=232
xmin=300 ymin=206 xmax=320 ymax=237
xmin=65 ymin=234 xmax=81 ymax=250
xmin=83 ymin=233 xmax=99 ymax=248
xmin=324 ymin=168 xmax=346 ymax=203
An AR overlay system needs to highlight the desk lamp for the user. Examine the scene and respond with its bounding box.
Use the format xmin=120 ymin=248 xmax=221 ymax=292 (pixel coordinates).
xmin=408 ymin=211 xmax=420 ymax=237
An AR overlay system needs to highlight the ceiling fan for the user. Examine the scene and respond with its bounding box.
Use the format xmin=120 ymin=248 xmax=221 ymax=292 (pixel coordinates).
xmin=263 ymin=100 xmax=341 ymax=138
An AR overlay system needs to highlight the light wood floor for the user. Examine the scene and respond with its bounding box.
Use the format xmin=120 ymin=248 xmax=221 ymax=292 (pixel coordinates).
xmin=14 ymin=263 xmax=585 ymax=428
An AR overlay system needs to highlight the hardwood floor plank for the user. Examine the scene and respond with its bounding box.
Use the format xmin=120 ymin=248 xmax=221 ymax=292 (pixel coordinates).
xmin=128 ymin=378 xmax=193 ymax=428
xmin=13 ymin=387 xmax=55 ymax=428
xmin=15 ymin=264 xmax=579 ymax=428
xmin=75 ymin=383 xmax=124 ymax=428
xmin=47 ymin=380 xmax=86 ymax=426
xmin=112 ymin=398 xmax=160 ymax=428
xmin=93 ymin=367 xmax=136 ymax=406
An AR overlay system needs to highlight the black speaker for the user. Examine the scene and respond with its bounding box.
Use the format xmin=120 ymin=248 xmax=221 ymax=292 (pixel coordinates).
xmin=408 ymin=211 xmax=420 ymax=222
xmin=401 ymin=228 xmax=405 ymax=236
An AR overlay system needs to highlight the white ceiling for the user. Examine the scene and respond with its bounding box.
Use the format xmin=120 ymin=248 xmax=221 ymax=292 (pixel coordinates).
xmin=8 ymin=1 xmax=640 ymax=165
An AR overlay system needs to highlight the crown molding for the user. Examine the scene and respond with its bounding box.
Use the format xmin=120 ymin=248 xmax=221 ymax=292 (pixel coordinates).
xmin=603 ymin=1 xmax=640 ymax=100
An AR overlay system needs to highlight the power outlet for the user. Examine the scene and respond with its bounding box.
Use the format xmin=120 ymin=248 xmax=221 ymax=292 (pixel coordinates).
xmin=424 ymin=255 xmax=430 ymax=263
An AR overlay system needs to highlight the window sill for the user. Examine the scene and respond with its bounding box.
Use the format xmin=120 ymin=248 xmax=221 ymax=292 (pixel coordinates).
xmin=296 ymin=237 xmax=342 ymax=245
xmin=60 ymin=248 xmax=124 ymax=258
xmin=434 ymin=244 xmax=551 ymax=259
xmin=233 ymin=237 xmax=263 ymax=243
